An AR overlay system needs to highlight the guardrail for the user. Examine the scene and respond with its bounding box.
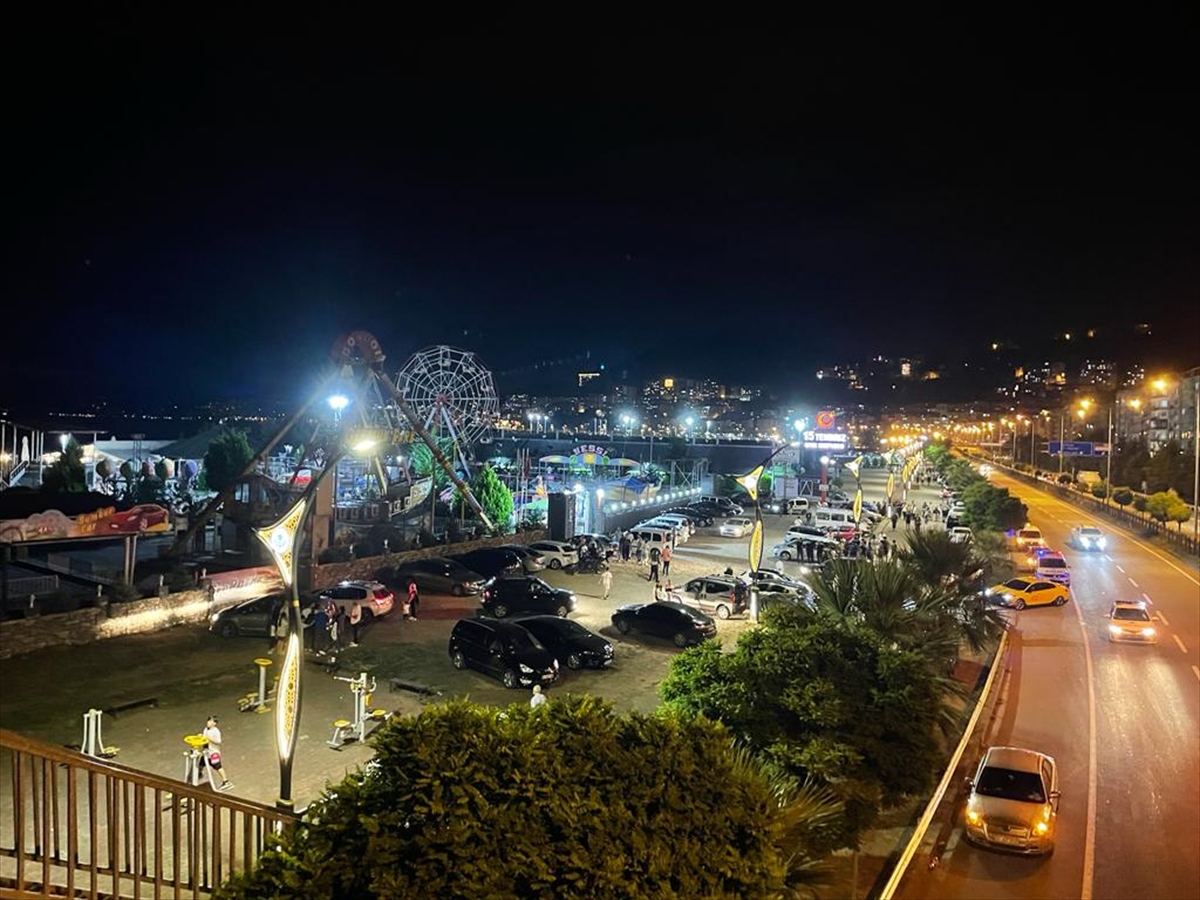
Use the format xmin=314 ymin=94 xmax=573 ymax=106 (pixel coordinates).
xmin=0 ymin=728 xmax=295 ymax=898
xmin=877 ymin=628 xmax=1011 ymax=899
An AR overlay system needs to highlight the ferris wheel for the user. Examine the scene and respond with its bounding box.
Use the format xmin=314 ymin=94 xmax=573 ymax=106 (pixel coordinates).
xmin=395 ymin=346 xmax=499 ymax=466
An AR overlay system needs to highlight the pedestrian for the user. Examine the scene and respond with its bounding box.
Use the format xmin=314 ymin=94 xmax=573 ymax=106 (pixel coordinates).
xmin=407 ymin=579 xmax=420 ymax=620
xmin=733 ymin=579 xmax=748 ymax=615
xmin=914 ymin=518 xmax=922 ymax=534
xmin=879 ymin=536 xmax=890 ymax=559
xmin=530 ymin=684 xmax=547 ymax=709
xmin=349 ymin=602 xmax=363 ymax=646
xmin=599 ymin=567 xmax=613 ymax=600
xmin=890 ymin=512 xmax=899 ymax=531
xmin=328 ymin=609 xmax=341 ymax=651
xmin=202 ymin=715 xmax=232 ymax=791
xmin=660 ymin=543 xmax=672 ymax=578
xmin=634 ymin=537 xmax=646 ymax=564
xmin=648 ymin=556 xmax=660 ymax=584
xmin=312 ymin=603 xmax=329 ymax=654
xmin=336 ymin=605 xmax=350 ymax=650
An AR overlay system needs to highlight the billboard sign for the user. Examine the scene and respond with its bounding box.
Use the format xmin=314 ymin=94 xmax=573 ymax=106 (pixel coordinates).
xmin=0 ymin=504 xmax=171 ymax=544
xmin=801 ymin=431 xmax=849 ymax=451
xmin=1048 ymin=441 xmax=1107 ymax=457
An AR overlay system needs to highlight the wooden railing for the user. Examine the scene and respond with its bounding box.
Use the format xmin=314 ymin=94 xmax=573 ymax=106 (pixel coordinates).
xmin=0 ymin=729 xmax=294 ymax=899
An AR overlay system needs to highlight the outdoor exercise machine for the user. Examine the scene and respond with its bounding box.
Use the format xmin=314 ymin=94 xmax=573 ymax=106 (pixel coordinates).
xmin=181 ymin=733 xmax=220 ymax=789
xmin=78 ymin=708 xmax=119 ymax=759
xmin=237 ymin=657 xmax=277 ymax=713
xmin=327 ymin=671 xmax=390 ymax=750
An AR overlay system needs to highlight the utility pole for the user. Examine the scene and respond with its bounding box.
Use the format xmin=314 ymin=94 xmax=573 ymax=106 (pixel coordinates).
xmin=1030 ymin=418 xmax=1037 ymax=470
xmin=1105 ymin=405 xmax=1113 ymax=506
xmin=1058 ymin=413 xmax=1065 ymax=476
xmin=1193 ymin=381 xmax=1199 ymax=542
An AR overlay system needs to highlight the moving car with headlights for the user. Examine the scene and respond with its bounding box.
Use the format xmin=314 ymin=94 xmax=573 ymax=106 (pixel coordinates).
xmin=718 ymin=517 xmax=753 ymax=538
xmin=983 ymin=578 xmax=1070 ymax=610
xmin=964 ymin=746 xmax=1059 ymax=854
xmin=1069 ymin=526 xmax=1107 ymax=551
xmin=1105 ymin=600 xmax=1159 ymax=643
xmin=525 ymin=540 xmax=579 ymax=569
xmin=382 ymin=557 xmax=487 ymax=596
xmin=480 ymin=576 xmax=577 ymax=618
xmin=514 ymin=615 xmax=614 ymax=669
xmin=448 ymin=617 xmax=560 ymax=689
xmin=317 ymin=581 xmax=395 ymax=619
xmin=1034 ymin=550 xmax=1071 ymax=586
xmin=949 ymin=526 xmax=974 ymax=544
xmin=1013 ymin=527 xmax=1045 ymax=550
xmin=611 ymin=601 xmax=717 ymax=647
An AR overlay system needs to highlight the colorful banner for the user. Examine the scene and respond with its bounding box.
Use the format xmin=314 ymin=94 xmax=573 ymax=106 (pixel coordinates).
xmin=0 ymin=504 xmax=171 ymax=544
xmin=748 ymin=519 xmax=764 ymax=573
xmin=886 ymin=473 xmax=895 ymax=499
xmin=845 ymin=455 xmax=863 ymax=481
xmin=853 ymin=488 xmax=863 ymax=523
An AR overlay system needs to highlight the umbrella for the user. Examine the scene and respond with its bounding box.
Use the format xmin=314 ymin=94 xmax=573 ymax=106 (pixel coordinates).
xmin=608 ymin=457 xmax=640 ymax=467
xmin=539 ymin=455 xmax=570 ymax=464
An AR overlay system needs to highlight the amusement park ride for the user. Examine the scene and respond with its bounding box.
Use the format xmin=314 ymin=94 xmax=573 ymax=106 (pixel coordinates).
xmin=169 ymin=331 xmax=498 ymax=559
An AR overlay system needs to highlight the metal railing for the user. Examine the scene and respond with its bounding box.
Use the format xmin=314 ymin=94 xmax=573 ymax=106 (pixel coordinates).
xmin=0 ymin=729 xmax=294 ymax=899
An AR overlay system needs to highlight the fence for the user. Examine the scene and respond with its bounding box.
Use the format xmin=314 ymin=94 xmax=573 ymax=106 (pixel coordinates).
xmin=0 ymin=729 xmax=294 ymax=899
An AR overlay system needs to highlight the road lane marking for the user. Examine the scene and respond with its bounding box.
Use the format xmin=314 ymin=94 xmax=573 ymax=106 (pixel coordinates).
xmin=1104 ymin=555 xmax=1113 ymax=562
xmin=1071 ymin=588 xmax=1098 ymax=900
xmin=1157 ymin=610 xmax=1170 ymax=627
xmin=1174 ymin=635 xmax=1189 ymax=654
xmin=1192 ymin=665 xmax=1200 ymax=682
xmin=1128 ymin=578 xmax=1139 ymax=588
xmin=1116 ymin=565 xmax=1125 ymax=574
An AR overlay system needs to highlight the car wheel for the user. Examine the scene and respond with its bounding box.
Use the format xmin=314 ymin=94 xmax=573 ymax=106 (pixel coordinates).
xmin=219 ymin=620 xmax=239 ymax=638
xmin=1053 ymin=596 xmax=1067 ymax=606
xmin=672 ymin=632 xmax=689 ymax=648
xmin=501 ymin=669 xmax=518 ymax=689
xmin=451 ymin=650 xmax=466 ymax=669
xmin=549 ymin=558 xmax=562 ymax=569
xmin=566 ymin=653 xmax=583 ymax=670
xmin=715 ymin=604 xmax=731 ymax=620
xmin=1013 ymin=599 xmax=1027 ymax=610
xmin=780 ymin=550 xmax=792 ymax=561
xmin=554 ymin=605 xmax=569 ymax=618
xmin=615 ymin=618 xmax=631 ymax=634
xmin=452 ymin=584 xmax=465 ymax=597
xmin=493 ymin=604 xmax=509 ymax=618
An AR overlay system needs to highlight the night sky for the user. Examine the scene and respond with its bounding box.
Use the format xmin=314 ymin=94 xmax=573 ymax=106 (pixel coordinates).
xmin=7 ymin=5 xmax=1198 ymax=409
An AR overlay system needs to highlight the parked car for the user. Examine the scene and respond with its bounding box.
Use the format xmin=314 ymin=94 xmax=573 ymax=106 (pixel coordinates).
xmin=514 ymin=615 xmax=614 ymax=669
xmin=654 ymin=514 xmax=696 ymax=537
xmin=760 ymin=497 xmax=786 ymax=515
xmin=569 ymin=534 xmax=615 ymax=557
xmin=499 ymin=544 xmax=548 ymax=573
xmin=773 ymin=534 xmax=840 ymax=561
xmin=665 ymin=507 xmax=714 ymax=527
xmin=611 ymin=601 xmax=717 ymax=647
xmin=1105 ymin=600 xmax=1159 ymax=643
xmin=448 ymin=617 xmax=560 ymax=689
xmin=718 ymin=517 xmax=753 ymax=538
xmin=382 ymin=557 xmax=487 ymax=596
xmin=636 ymin=519 xmax=689 ymax=543
xmin=738 ymin=568 xmax=806 ymax=591
xmin=1034 ymin=551 xmax=1071 ymax=586
xmin=983 ymin=578 xmax=1070 ymax=610
xmin=678 ymin=576 xmax=745 ymax=619
xmin=697 ymin=496 xmax=744 ymax=516
xmin=480 ymin=576 xmax=577 ymax=618
xmin=949 ymin=526 xmax=974 ymax=544
xmin=210 ymin=593 xmax=289 ymax=638
xmin=525 ymin=540 xmax=579 ymax=570
xmin=964 ymin=746 xmax=1059 ymax=854
xmin=316 ymin=581 xmax=395 ymax=619
xmin=1069 ymin=526 xmax=1107 ymax=551
xmin=450 ymin=548 xmax=525 ymax=579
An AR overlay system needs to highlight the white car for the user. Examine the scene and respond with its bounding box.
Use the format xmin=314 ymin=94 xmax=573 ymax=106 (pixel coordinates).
xmin=719 ymin=517 xmax=753 ymax=538
xmin=639 ymin=518 xmax=689 ymax=544
xmin=1069 ymin=526 xmax=1107 ymax=551
xmin=949 ymin=526 xmax=974 ymax=544
xmin=526 ymin=540 xmax=579 ymax=570
xmin=964 ymin=746 xmax=1059 ymax=854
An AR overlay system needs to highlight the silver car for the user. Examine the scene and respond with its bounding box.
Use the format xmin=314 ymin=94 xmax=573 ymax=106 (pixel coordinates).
xmin=964 ymin=746 xmax=1059 ymax=854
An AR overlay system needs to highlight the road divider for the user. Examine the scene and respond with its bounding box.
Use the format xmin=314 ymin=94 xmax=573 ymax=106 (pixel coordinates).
xmin=879 ymin=627 xmax=1011 ymax=899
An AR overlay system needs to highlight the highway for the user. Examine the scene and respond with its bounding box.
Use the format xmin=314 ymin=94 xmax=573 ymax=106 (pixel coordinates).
xmin=898 ymin=470 xmax=1200 ymax=900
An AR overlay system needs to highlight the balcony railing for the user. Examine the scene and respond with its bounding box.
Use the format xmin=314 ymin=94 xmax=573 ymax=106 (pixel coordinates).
xmin=1 ymin=729 xmax=294 ymax=899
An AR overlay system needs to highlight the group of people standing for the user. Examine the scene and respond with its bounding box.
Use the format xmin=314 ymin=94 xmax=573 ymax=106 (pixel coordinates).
xmin=612 ymin=531 xmax=673 ymax=583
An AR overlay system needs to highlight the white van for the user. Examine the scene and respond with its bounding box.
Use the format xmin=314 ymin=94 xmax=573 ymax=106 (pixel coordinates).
xmin=638 ymin=518 xmax=689 ymax=544
xmin=786 ymin=497 xmax=813 ymax=515
xmin=654 ymin=514 xmax=696 ymax=537
xmin=628 ymin=528 xmax=674 ymax=554
xmin=810 ymin=507 xmax=857 ymax=531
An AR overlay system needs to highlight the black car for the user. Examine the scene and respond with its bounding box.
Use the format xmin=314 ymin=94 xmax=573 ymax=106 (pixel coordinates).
xmin=569 ymin=533 xmax=616 ymax=558
xmin=664 ymin=507 xmax=714 ymax=527
xmin=450 ymin=548 xmax=525 ymax=579
xmin=515 ymin=615 xmax=614 ymax=670
xmin=381 ymin=557 xmax=487 ymax=596
xmin=209 ymin=593 xmax=287 ymax=638
xmin=448 ymin=618 xmax=560 ymax=689
xmin=480 ymin=576 xmax=578 ymax=618
xmin=611 ymin=601 xmax=717 ymax=647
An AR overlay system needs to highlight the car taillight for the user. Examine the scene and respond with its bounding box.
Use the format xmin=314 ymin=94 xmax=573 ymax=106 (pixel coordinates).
xmin=483 ymin=590 xmax=492 ymax=599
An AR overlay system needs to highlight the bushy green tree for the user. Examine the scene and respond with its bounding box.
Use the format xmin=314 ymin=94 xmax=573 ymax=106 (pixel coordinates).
xmin=41 ymin=437 xmax=87 ymax=493
xmin=1090 ymin=481 xmax=1108 ymax=500
xmin=1146 ymin=439 xmax=1192 ymax=500
xmin=471 ymin=464 xmax=514 ymax=532
xmin=1112 ymin=487 xmax=1134 ymax=509
xmin=203 ymin=430 xmax=254 ymax=493
xmin=1146 ymin=490 xmax=1191 ymax=529
xmin=960 ymin=482 xmax=1026 ymax=532
xmin=216 ymin=697 xmax=836 ymax=900
xmin=660 ymin=608 xmax=946 ymax=851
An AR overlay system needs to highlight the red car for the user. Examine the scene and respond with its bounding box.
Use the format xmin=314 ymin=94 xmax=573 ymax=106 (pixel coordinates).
xmin=106 ymin=504 xmax=171 ymax=533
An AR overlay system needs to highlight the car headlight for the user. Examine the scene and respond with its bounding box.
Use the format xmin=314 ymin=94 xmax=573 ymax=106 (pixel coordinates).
xmin=1108 ymin=624 xmax=1122 ymax=635
xmin=1035 ymin=820 xmax=1050 ymax=835
xmin=519 ymin=664 xmax=534 ymax=673
xmin=966 ymin=809 xmax=981 ymax=825
xmin=984 ymin=588 xmax=994 ymax=596
xmin=210 ymin=613 xmax=220 ymax=623
xmin=1142 ymin=627 xmax=1156 ymax=637
xmin=1097 ymin=538 xmax=1107 ymax=548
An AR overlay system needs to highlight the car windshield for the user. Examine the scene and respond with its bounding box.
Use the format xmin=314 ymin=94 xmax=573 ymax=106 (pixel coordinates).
xmin=1019 ymin=531 xmax=1040 ymax=540
xmin=509 ymin=630 xmax=546 ymax=650
xmin=975 ymin=766 xmax=1046 ymax=803
xmin=1080 ymin=528 xmax=1102 ymax=536
xmin=1112 ymin=607 xmax=1151 ymax=622
xmin=1004 ymin=579 xmax=1032 ymax=591
xmin=1039 ymin=559 xmax=1067 ymax=569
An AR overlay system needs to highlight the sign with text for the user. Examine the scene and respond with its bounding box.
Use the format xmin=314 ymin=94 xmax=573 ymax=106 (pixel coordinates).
xmin=0 ymin=504 xmax=171 ymax=544
xmin=801 ymin=431 xmax=849 ymax=451
xmin=1048 ymin=441 xmax=1107 ymax=457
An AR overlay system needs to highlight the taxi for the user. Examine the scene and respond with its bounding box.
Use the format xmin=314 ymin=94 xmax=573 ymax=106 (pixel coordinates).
xmin=984 ymin=578 xmax=1070 ymax=610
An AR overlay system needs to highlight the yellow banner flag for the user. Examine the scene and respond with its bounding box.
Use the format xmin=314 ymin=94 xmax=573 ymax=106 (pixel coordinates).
xmin=845 ymin=455 xmax=863 ymax=481
xmin=853 ymin=488 xmax=863 ymax=523
xmin=748 ymin=519 xmax=764 ymax=573
xmin=736 ymin=465 xmax=764 ymax=503
xmin=886 ymin=473 xmax=895 ymax=499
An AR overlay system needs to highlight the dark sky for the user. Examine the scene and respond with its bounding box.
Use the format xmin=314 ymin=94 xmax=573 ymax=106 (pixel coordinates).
xmin=6 ymin=4 xmax=1198 ymax=409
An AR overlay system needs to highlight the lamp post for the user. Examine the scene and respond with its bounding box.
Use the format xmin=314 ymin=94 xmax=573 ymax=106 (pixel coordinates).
xmin=819 ymin=455 xmax=830 ymax=505
xmin=1058 ymin=412 xmax=1066 ymax=476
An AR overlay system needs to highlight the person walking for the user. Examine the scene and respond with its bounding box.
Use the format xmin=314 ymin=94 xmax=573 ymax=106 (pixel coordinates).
xmin=634 ymin=537 xmax=646 ymax=565
xmin=348 ymin=602 xmax=363 ymax=646
xmin=879 ymin=536 xmax=890 ymax=559
xmin=335 ymin=605 xmax=350 ymax=651
xmin=312 ymin=603 xmax=329 ymax=654
xmin=599 ymin=567 xmax=613 ymax=601
xmin=407 ymin=579 xmax=420 ymax=620
xmin=202 ymin=716 xmax=232 ymax=791
xmin=648 ymin=545 xmax=661 ymax=583
xmin=890 ymin=511 xmax=900 ymax=531
xmin=530 ymin=685 xmax=547 ymax=709
xmin=660 ymin=543 xmax=672 ymax=578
